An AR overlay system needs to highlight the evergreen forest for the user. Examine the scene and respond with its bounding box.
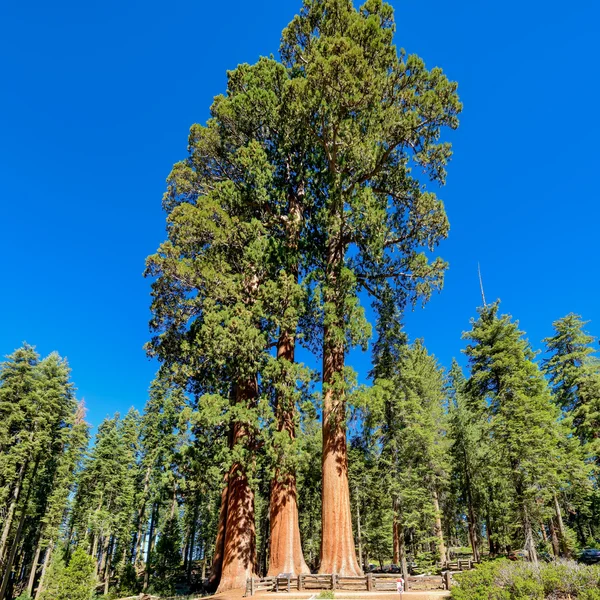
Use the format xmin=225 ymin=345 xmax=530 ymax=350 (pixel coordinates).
xmin=1 ymin=1 xmax=599 ymax=599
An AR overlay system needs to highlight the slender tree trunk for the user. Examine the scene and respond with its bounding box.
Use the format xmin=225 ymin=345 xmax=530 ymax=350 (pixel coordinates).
xmin=355 ymin=486 xmax=363 ymax=571
xmin=463 ymin=459 xmax=480 ymax=562
xmin=319 ymin=240 xmax=362 ymax=576
xmin=134 ymin=466 xmax=152 ymax=566
xmin=103 ymin=536 xmax=114 ymax=595
xmin=170 ymin=482 xmax=178 ymax=519
xmin=432 ymin=488 xmax=447 ymax=563
xmin=0 ymin=461 xmax=27 ymax=567
xmin=34 ymin=542 xmax=53 ymax=600
xmin=143 ymin=502 xmax=158 ymax=592
xmin=26 ymin=535 xmax=43 ymax=595
xmin=392 ymin=498 xmax=400 ymax=564
xmin=398 ymin=523 xmax=408 ymax=581
xmin=100 ymin=534 xmax=111 ymax=580
xmin=485 ymin=513 xmax=494 ymax=555
xmin=522 ymin=504 xmax=538 ymax=565
xmin=186 ymin=505 xmax=198 ymax=584
xmin=553 ymin=494 xmax=569 ymax=557
xmin=207 ymin=478 xmax=229 ymax=590
xmin=540 ymin=523 xmax=548 ymax=543
xmin=549 ymin=518 xmax=560 ymax=557
xmin=217 ymin=380 xmax=258 ymax=592
xmin=0 ymin=478 xmax=34 ymax=600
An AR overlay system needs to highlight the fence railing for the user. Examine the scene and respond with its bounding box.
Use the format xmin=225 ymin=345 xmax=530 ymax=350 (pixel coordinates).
xmin=245 ymin=571 xmax=458 ymax=596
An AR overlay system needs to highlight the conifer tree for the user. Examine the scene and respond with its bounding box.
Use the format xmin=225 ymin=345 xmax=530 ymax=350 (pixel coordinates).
xmin=543 ymin=314 xmax=600 ymax=463
xmin=279 ymin=0 xmax=460 ymax=574
xmin=463 ymin=302 xmax=565 ymax=563
xmin=447 ymin=360 xmax=484 ymax=561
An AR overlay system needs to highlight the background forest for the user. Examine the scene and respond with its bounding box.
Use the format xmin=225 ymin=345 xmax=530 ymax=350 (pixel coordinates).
xmin=1 ymin=0 xmax=600 ymax=599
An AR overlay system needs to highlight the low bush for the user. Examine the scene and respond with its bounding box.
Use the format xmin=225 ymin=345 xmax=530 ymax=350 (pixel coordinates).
xmin=452 ymin=559 xmax=600 ymax=600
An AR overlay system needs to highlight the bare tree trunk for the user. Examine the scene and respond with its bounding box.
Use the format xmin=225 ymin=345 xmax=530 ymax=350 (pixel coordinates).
xmin=0 ymin=486 xmax=32 ymax=600
xmin=143 ymin=502 xmax=158 ymax=592
xmin=398 ymin=523 xmax=408 ymax=581
xmin=170 ymin=482 xmax=178 ymax=519
xmin=392 ymin=498 xmax=400 ymax=564
xmin=549 ymin=518 xmax=560 ymax=557
xmin=553 ymin=494 xmax=569 ymax=557
xmin=432 ymin=488 xmax=447 ymax=563
xmin=103 ymin=536 xmax=113 ymax=595
xmin=34 ymin=542 xmax=53 ymax=600
xmin=186 ymin=505 xmax=198 ymax=584
xmin=0 ymin=461 xmax=27 ymax=567
xmin=522 ymin=504 xmax=538 ymax=565
xmin=319 ymin=302 xmax=361 ymax=576
xmin=217 ymin=380 xmax=258 ymax=592
xmin=134 ymin=465 xmax=152 ymax=565
xmin=207 ymin=478 xmax=229 ymax=591
xmin=355 ymin=486 xmax=363 ymax=571
xmin=26 ymin=535 xmax=43 ymax=595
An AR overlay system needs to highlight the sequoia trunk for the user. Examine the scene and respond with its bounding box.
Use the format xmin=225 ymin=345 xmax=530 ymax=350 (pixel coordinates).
xmin=217 ymin=380 xmax=258 ymax=592
xmin=267 ymin=331 xmax=309 ymax=576
xmin=319 ymin=331 xmax=361 ymax=575
xmin=207 ymin=480 xmax=229 ymax=590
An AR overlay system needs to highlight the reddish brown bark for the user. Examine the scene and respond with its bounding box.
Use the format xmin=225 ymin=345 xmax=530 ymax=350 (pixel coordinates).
xmin=267 ymin=181 xmax=309 ymax=577
xmin=319 ymin=335 xmax=361 ymax=576
xmin=217 ymin=380 xmax=258 ymax=592
xmin=207 ymin=479 xmax=229 ymax=591
xmin=267 ymin=328 xmax=310 ymax=576
xmin=392 ymin=509 xmax=400 ymax=565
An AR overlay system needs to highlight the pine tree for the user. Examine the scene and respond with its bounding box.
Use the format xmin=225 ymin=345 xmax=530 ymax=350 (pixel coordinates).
xmin=40 ymin=547 xmax=96 ymax=600
xmin=543 ymin=314 xmax=600 ymax=462
xmin=463 ymin=302 xmax=565 ymax=563
xmin=447 ymin=359 xmax=484 ymax=561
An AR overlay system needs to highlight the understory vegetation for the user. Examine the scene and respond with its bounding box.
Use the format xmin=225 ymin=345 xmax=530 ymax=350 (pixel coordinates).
xmin=452 ymin=560 xmax=600 ymax=600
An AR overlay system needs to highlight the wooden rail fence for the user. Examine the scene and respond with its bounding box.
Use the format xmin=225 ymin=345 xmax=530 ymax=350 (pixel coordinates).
xmin=246 ymin=572 xmax=456 ymax=596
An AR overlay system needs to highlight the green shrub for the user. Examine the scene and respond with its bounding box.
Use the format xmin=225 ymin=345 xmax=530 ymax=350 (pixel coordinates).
xmin=451 ymin=559 xmax=600 ymax=600
xmin=317 ymin=591 xmax=335 ymax=599
xmin=39 ymin=547 xmax=96 ymax=600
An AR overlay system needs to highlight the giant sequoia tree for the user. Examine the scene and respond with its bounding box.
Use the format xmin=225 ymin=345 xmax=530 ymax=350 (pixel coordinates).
xmin=147 ymin=0 xmax=460 ymax=583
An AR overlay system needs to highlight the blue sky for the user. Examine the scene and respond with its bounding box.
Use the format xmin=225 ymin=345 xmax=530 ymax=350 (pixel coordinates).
xmin=1 ymin=0 xmax=599 ymax=428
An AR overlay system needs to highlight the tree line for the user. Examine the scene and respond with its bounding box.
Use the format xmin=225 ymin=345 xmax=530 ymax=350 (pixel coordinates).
xmin=1 ymin=0 xmax=599 ymax=598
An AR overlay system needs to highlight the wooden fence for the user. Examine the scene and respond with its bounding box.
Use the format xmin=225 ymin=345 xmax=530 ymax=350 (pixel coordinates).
xmin=443 ymin=558 xmax=474 ymax=571
xmin=245 ymin=572 xmax=456 ymax=596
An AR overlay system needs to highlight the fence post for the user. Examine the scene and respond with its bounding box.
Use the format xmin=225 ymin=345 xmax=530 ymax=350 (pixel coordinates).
xmin=332 ymin=574 xmax=337 ymax=590
xmin=444 ymin=571 xmax=451 ymax=590
xmin=298 ymin=574 xmax=304 ymax=591
xmin=287 ymin=575 xmax=291 ymax=593
xmin=251 ymin=577 xmax=256 ymax=596
xmin=366 ymin=573 xmax=373 ymax=591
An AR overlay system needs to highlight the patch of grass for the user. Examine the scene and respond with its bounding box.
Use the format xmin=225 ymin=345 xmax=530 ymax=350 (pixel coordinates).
xmin=317 ymin=591 xmax=335 ymax=599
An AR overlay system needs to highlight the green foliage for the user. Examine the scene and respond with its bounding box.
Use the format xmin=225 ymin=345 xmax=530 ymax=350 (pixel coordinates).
xmin=317 ymin=591 xmax=335 ymax=599
xmin=452 ymin=559 xmax=600 ymax=600
xmin=463 ymin=302 xmax=569 ymax=559
xmin=40 ymin=548 xmax=96 ymax=600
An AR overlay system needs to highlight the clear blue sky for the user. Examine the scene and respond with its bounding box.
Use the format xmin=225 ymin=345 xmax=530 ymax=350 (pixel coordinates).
xmin=1 ymin=0 xmax=599 ymax=428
